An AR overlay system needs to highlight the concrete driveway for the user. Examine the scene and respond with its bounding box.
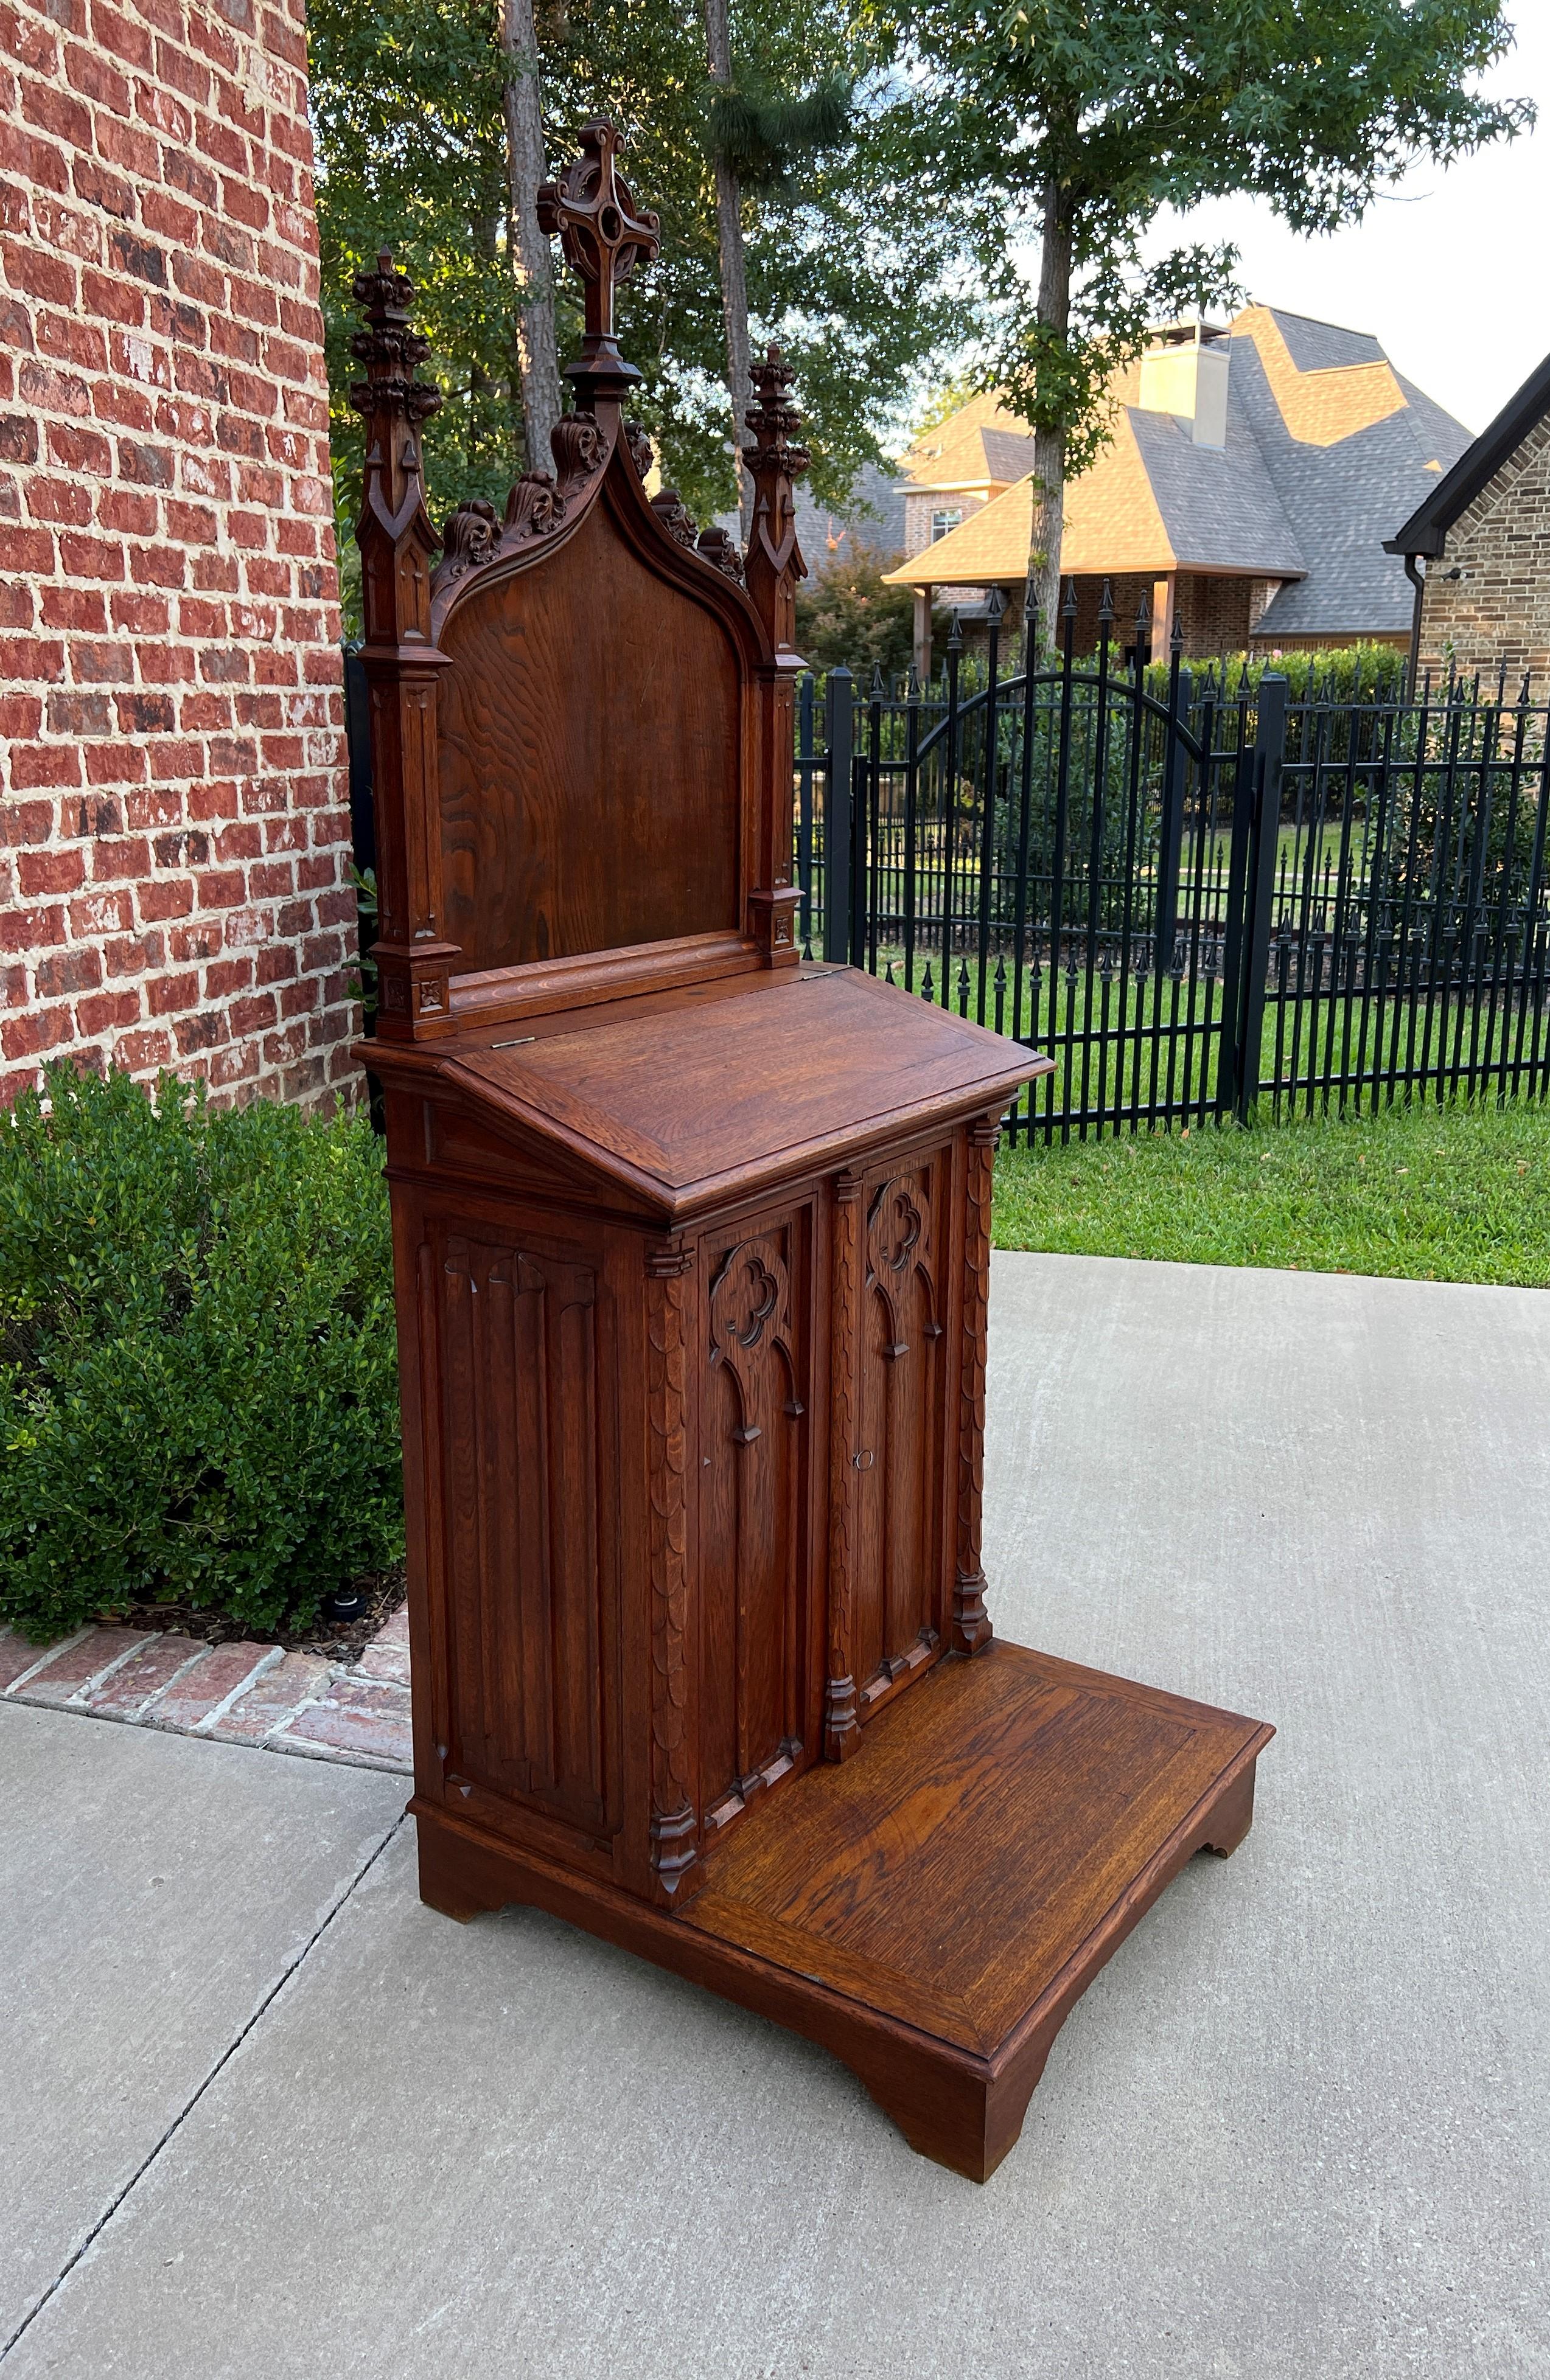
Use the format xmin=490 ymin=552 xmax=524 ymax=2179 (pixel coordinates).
xmin=2 ymin=1251 xmax=1546 ymax=2379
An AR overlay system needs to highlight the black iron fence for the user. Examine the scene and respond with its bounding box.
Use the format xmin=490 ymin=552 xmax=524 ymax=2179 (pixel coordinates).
xmin=796 ymin=615 xmax=1550 ymax=1140
xmin=341 ymin=627 xmax=1550 ymax=1140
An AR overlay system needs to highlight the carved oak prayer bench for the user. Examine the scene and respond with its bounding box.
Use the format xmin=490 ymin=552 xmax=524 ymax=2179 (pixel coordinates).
xmin=352 ymin=122 xmax=1272 ymax=2184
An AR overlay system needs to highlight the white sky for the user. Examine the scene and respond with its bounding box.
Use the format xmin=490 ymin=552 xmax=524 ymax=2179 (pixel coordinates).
xmin=1141 ymin=9 xmax=1548 ymax=437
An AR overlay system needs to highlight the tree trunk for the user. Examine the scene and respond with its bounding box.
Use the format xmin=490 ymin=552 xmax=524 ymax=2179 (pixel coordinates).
xmin=1025 ymin=178 xmax=1073 ymax=658
xmin=470 ymin=188 xmax=501 ymax=477
xmin=500 ymin=0 xmax=564 ymax=475
xmin=702 ymin=0 xmax=752 ymax=534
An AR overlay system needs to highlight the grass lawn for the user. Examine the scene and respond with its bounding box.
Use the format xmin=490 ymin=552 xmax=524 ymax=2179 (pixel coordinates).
xmin=993 ymin=1099 xmax=1550 ymax=1286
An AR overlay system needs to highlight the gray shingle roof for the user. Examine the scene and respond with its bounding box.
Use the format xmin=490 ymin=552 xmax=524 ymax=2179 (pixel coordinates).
xmin=803 ymin=308 xmax=1473 ymax=637
xmin=1394 ymin=376 xmax=1475 ymax=473
xmin=1128 ymin=396 xmax=1304 ymax=576
xmin=979 ymin=426 xmax=1039 ymax=483
xmin=1269 ymin=311 xmax=1385 ymax=374
xmin=1231 ymin=331 xmax=1472 ymax=637
xmin=791 ymin=461 xmax=906 ymax=562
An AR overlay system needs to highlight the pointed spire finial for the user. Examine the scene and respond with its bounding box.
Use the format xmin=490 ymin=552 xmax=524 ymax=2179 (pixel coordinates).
xmin=348 ymin=251 xmax=441 ymax=427
xmin=1098 ymin=578 xmax=1114 ymax=625
xmin=1062 ymin=577 xmax=1078 ymax=619
xmin=739 ymin=345 xmax=809 ymax=647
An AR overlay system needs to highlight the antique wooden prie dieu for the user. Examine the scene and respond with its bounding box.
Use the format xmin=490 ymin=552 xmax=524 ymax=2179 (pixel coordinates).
xmin=353 ymin=124 xmax=1272 ymax=2182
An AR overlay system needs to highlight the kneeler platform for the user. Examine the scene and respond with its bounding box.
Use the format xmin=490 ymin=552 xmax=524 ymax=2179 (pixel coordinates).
xmin=416 ymin=1644 xmax=1271 ymax=2181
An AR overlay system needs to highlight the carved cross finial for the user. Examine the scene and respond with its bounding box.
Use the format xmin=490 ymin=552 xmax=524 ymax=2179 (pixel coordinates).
xmin=536 ymin=122 xmax=660 ymax=374
xmin=348 ymin=249 xmax=442 ymax=424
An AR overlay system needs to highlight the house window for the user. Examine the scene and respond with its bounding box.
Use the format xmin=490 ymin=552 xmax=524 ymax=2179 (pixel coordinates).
xmin=931 ymin=508 xmax=963 ymax=542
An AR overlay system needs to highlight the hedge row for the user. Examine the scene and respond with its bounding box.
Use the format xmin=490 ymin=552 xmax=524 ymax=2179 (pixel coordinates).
xmin=0 ymin=1065 xmax=403 ymax=1644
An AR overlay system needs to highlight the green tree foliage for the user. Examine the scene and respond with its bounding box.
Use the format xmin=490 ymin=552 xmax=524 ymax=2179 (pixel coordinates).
xmin=795 ymin=551 xmax=943 ymax=680
xmin=310 ymin=0 xmax=971 ymax=625
xmin=881 ymin=0 xmax=1533 ymax=622
xmin=310 ymin=0 xmax=520 ymax=625
xmin=706 ymin=72 xmax=853 ymax=196
xmin=0 ymin=1069 xmax=402 ymax=1643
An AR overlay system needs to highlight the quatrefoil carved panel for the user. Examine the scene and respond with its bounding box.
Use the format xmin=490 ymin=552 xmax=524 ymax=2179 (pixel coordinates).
xmin=709 ymin=1240 xmax=789 ymax=1366
xmin=868 ymin=1184 xmax=923 ymax=1278
xmin=865 ymin=1175 xmax=938 ymax=1350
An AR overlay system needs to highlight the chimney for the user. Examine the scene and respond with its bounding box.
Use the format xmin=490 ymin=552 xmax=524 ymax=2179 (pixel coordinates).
xmin=1137 ymin=321 xmax=1230 ymax=448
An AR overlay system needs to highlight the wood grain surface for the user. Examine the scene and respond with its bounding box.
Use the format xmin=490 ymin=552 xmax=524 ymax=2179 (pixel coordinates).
xmin=438 ymin=498 xmax=742 ymax=975
xmin=687 ymin=1640 xmax=1272 ymax=2057
xmin=449 ymin=966 xmax=1039 ymax=1205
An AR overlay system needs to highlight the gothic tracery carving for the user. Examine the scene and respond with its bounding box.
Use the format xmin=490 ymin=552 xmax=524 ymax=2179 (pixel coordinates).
xmin=646 ymin=1244 xmax=697 ymax=1893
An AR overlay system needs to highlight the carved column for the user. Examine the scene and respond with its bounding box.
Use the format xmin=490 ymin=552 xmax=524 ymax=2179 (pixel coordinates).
xmin=952 ymin=1119 xmax=999 ymax=1656
xmin=350 ymin=252 xmax=461 ymax=1039
xmin=824 ymin=1172 xmax=863 ymax=1758
xmin=742 ymin=347 xmax=808 ymax=966
xmin=645 ymin=1243 xmax=699 ymax=1894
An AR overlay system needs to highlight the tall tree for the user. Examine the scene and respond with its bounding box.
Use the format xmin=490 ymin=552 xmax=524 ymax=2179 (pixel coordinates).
xmin=310 ymin=0 xmax=972 ymax=623
xmin=500 ymin=0 xmax=564 ymax=470
xmin=699 ymin=12 xmax=854 ymax=531
xmin=310 ymin=0 xmax=520 ymax=625
xmin=700 ymin=0 xmax=751 ymax=528
xmin=890 ymin=0 xmax=1533 ymax=633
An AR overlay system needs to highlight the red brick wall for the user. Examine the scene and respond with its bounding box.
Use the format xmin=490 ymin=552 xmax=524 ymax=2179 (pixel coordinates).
xmin=1419 ymin=414 xmax=1550 ymax=688
xmin=1064 ymin=574 xmax=1154 ymax=655
xmin=0 ymin=0 xmax=357 ymax=1108
xmin=1173 ymin=572 xmax=1254 ymax=658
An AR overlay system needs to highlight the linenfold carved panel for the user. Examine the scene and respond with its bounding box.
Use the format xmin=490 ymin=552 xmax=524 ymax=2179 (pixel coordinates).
xmin=700 ymin=1215 xmax=812 ymax=1831
xmin=434 ymin=1231 xmax=617 ymax=1834
xmin=436 ymin=493 xmax=742 ymax=977
xmin=646 ymin=1246 xmax=697 ymax=1895
xmin=854 ymin=1160 xmax=945 ymax=1706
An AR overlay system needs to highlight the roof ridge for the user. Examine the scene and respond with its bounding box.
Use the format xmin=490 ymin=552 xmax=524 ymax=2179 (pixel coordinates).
xmin=1246 ymin=302 xmax=1388 ymax=347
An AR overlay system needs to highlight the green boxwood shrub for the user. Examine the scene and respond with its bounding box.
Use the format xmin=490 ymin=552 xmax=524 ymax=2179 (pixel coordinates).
xmin=0 ymin=1064 xmax=403 ymax=1643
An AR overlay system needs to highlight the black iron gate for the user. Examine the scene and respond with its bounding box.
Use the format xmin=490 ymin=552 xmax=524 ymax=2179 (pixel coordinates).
xmin=338 ymin=624 xmax=1550 ymax=1139
xmin=795 ymin=612 xmax=1550 ymax=1140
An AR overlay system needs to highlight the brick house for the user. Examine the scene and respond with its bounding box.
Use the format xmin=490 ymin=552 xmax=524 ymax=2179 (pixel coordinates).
xmin=886 ymin=308 xmax=1471 ymax=679
xmin=1386 ymin=353 xmax=1550 ymax=688
xmin=0 ymin=0 xmax=355 ymax=1110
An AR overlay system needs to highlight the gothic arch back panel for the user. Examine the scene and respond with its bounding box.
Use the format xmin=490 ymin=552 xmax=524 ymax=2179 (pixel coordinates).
xmin=436 ymin=489 xmax=745 ymax=980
